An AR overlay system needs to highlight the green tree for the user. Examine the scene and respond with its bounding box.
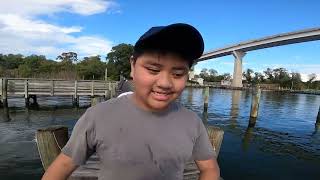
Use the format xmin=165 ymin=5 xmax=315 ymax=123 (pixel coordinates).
xmin=56 ymin=52 xmax=78 ymax=63
xmin=106 ymin=43 xmax=134 ymax=80
xmin=263 ymin=68 xmax=274 ymax=81
xmin=243 ymin=68 xmax=254 ymax=84
xmin=77 ymin=56 xmax=106 ymax=80
xmin=253 ymin=72 xmax=265 ymax=84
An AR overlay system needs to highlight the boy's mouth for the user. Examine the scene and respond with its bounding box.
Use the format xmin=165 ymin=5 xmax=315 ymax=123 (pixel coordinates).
xmin=151 ymin=91 xmax=172 ymax=101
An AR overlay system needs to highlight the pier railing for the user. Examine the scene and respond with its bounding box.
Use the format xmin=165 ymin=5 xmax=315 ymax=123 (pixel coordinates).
xmin=0 ymin=78 xmax=118 ymax=106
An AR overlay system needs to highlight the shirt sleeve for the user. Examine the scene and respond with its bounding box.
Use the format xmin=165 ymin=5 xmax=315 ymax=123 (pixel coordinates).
xmin=192 ymin=120 xmax=217 ymax=161
xmin=61 ymin=109 xmax=96 ymax=165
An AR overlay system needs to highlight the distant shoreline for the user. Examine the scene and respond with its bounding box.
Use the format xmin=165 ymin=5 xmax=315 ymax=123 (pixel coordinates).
xmin=185 ymin=84 xmax=320 ymax=95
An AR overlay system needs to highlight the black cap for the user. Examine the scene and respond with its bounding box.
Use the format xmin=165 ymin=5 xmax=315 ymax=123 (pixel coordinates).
xmin=134 ymin=23 xmax=204 ymax=63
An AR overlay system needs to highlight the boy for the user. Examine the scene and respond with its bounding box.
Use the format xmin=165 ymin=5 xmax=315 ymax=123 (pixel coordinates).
xmin=42 ymin=23 xmax=220 ymax=180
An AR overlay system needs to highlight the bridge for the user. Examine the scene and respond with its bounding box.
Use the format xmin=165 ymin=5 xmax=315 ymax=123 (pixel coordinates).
xmin=194 ymin=27 xmax=320 ymax=87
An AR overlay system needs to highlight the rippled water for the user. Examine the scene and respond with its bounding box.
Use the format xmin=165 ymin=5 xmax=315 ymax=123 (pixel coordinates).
xmin=0 ymin=88 xmax=319 ymax=180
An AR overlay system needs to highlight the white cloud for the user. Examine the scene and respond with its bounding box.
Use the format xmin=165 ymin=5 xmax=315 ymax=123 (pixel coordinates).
xmin=0 ymin=0 xmax=116 ymax=16
xmin=0 ymin=0 xmax=117 ymax=58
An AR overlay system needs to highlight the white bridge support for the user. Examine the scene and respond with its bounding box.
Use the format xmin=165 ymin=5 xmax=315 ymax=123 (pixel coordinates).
xmin=189 ymin=63 xmax=196 ymax=80
xmin=232 ymin=51 xmax=246 ymax=88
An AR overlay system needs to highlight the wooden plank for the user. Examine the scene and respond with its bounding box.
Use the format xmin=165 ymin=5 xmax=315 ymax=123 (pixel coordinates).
xmin=0 ymin=78 xmax=2 ymax=97
xmin=24 ymin=80 xmax=28 ymax=99
xmin=51 ymin=80 xmax=54 ymax=96
xmin=36 ymin=126 xmax=68 ymax=171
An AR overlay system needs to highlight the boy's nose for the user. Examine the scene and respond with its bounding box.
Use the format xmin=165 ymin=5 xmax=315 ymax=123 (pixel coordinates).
xmin=156 ymin=72 xmax=173 ymax=89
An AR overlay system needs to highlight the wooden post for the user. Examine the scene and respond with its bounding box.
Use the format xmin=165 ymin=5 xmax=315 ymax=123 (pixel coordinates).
xmin=316 ymin=106 xmax=320 ymax=130
xmin=2 ymin=78 xmax=8 ymax=107
xmin=316 ymin=105 xmax=320 ymax=124
xmin=1 ymin=106 xmax=10 ymax=122
xmin=36 ymin=126 xmax=69 ymax=171
xmin=25 ymin=80 xmax=29 ymax=106
xmin=105 ymin=67 xmax=108 ymax=81
xmin=109 ymin=82 xmax=113 ymax=98
xmin=250 ymin=87 xmax=261 ymax=118
xmin=91 ymin=97 xmax=104 ymax=107
xmin=73 ymin=80 xmax=78 ymax=106
xmin=51 ymin=80 xmax=54 ymax=96
xmin=91 ymin=80 xmax=94 ymax=97
xmin=0 ymin=78 xmax=2 ymax=106
xmin=203 ymin=87 xmax=209 ymax=113
xmin=104 ymin=81 xmax=110 ymax=100
xmin=206 ymin=126 xmax=224 ymax=157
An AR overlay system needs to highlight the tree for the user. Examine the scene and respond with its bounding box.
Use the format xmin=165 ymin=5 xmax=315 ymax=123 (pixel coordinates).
xmin=106 ymin=43 xmax=134 ymax=80
xmin=56 ymin=52 xmax=78 ymax=63
xmin=77 ymin=56 xmax=106 ymax=80
xmin=199 ymin=68 xmax=209 ymax=80
xmin=308 ymin=73 xmax=317 ymax=82
xmin=306 ymin=73 xmax=317 ymax=89
xmin=291 ymin=72 xmax=303 ymax=90
xmin=253 ymin=72 xmax=265 ymax=84
xmin=243 ymin=68 xmax=254 ymax=84
xmin=208 ymin=69 xmax=218 ymax=77
xmin=264 ymin=68 xmax=274 ymax=81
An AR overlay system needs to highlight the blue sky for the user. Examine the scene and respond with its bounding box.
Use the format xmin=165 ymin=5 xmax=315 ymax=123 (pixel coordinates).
xmin=0 ymin=0 xmax=319 ymax=80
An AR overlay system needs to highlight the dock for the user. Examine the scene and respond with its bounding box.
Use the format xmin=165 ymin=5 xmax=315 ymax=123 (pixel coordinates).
xmin=0 ymin=78 xmax=118 ymax=107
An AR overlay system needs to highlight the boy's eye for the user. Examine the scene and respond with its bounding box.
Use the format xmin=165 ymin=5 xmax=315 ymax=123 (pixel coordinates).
xmin=146 ymin=67 xmax=160 ymax=74
xmin=172 ymin=71 xmax=186 ymax=78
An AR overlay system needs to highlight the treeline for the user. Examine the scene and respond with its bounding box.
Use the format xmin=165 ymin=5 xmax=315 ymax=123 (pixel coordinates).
xmin=199 ymin=68 xmax=320 ymax=90
xmin=1 ymin=43 xmax=319 ymax=90
xmin=0 ymin=43 xmax=134 ymax=81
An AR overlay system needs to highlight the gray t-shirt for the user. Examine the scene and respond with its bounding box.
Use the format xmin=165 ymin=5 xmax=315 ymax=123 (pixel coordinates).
xmin=62 ymin=94 xmax=215 ymax=180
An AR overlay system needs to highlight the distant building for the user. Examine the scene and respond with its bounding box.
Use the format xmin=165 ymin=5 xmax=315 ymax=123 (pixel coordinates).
xmin=221 ymin=80 xmax=231 ymax=86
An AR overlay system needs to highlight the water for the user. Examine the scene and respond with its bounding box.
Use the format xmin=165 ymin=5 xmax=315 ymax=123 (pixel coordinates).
xmin=0 ymin=89 xmax=320 ymax=180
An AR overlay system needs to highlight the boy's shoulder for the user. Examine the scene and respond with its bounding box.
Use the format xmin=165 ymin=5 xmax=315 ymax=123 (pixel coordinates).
xmin=86 ymin=95 xmax=129 ymax=114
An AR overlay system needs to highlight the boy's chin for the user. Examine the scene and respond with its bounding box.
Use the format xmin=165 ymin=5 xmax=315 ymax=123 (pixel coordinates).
xmin=148 ymin=101 xmax=172 ymax=112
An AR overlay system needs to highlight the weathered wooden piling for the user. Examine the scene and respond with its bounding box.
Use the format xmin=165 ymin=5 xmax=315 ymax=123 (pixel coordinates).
xmin=1 ymin=78 xmax=8 ymax=107
xmin=1 ymin=107 xmax=10 ymax=122
xmin=317 ymin=105 xmax=320 ymax=124
xmin=206 ymin=126 xmax=224 ymax=156
xmin=73 ymin=80 xmax=79 ymax=106
xmin=24 ymin=80 xmax=29 ymax=106
xmin=91 ymin=96 xmax=104 ymax=107
xmin=250 ymin=87 xmax=261 ymax=118
xmin=36 ymin=126 xmax=68 ymax=170
xmin=315 ymin=106 xmax=320 ymax=132
xmin=203 ymin=87 xmax=209 ymax=113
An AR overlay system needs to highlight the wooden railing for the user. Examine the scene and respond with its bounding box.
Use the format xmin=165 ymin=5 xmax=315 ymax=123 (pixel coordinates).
xmin=0 ymin=78 xmax=118 ymax=107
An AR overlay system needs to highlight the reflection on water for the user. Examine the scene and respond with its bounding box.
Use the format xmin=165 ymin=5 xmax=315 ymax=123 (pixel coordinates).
xmin=1 ymin=89 xmax=320 ymax=180
xmin=180 ymin=87 xmax=320 ymax=180
xmin=230 ymin=90 xmax=241 ymax=128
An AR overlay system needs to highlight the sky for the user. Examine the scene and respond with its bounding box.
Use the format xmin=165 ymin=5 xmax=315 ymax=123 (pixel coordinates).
xmin=0 ymin=0 xmax=319 ymax=81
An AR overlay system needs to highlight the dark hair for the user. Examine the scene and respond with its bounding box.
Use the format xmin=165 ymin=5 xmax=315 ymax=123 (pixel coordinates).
xmin=131 ymin=49 xmax=193 ymax=68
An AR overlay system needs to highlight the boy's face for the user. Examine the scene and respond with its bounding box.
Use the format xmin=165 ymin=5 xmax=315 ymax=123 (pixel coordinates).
xmin=130 ymin=52 xmax=189 ymax=112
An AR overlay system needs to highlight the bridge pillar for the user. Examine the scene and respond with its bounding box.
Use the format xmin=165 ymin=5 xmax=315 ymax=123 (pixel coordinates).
xmin=231 ymin=51 xmax=246 ymax=88
xmin=188 ymin=63 xmax=197 ymax=80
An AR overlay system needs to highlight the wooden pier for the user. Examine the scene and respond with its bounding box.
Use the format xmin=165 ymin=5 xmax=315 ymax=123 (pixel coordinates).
xmin=0 ymin=78 xmax=117 ymax=107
